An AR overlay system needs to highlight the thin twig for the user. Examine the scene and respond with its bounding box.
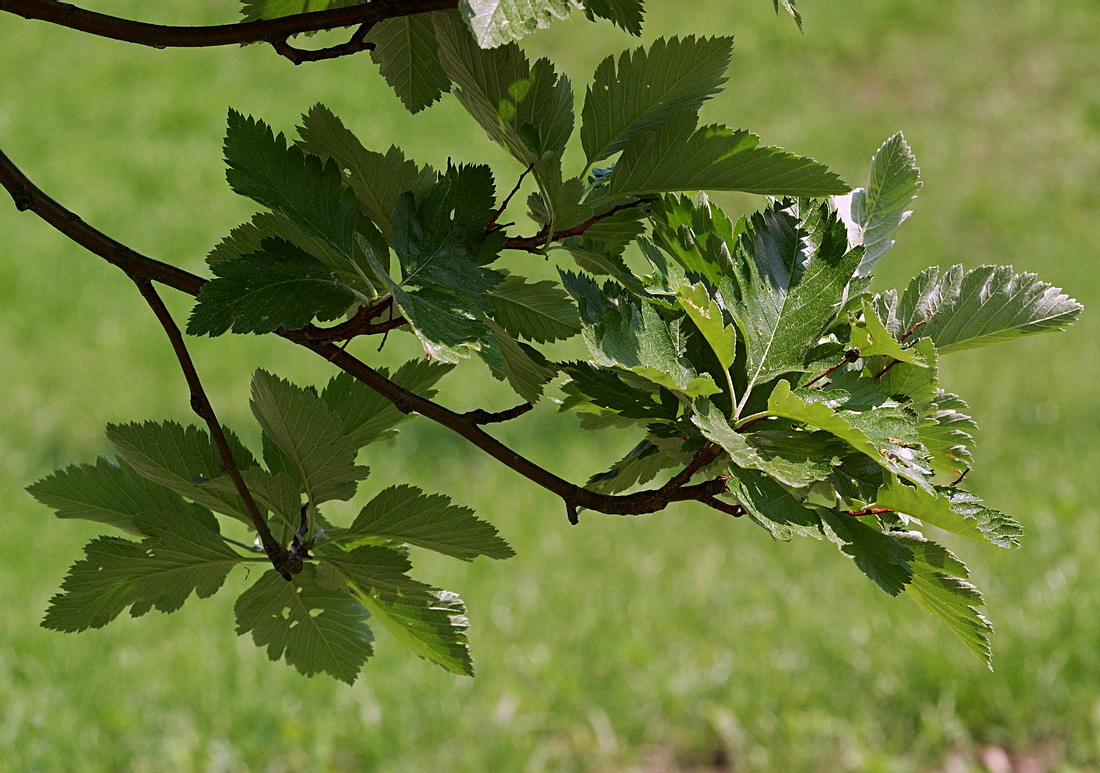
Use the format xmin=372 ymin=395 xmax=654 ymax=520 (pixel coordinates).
xmin=699 ymin=497 xmax=745 ymax=517
xmin=503 ymin=198 xmax=656 ymax=253
xmin=132 ymin=279 xmax=295 ymax=579
xmin=899 ymin=319 xmax=927 ymax=343
xmin=872 ymin=358 xmax=902 ymax=380
xmin=950 ymin=467 xmax=970 ymax=487
xmin=279 ymin=298 xmax=405 ymax=343
xmin=272 ymin=22 xmax=375 ymax=65
xmin=487 ymin=163 xmax=533 ymax=234
xmin=803 ymin=347 xmax=861 ymax=389
xmin=659 ymin=444 xmax=722 ymax=495
xmin=463 ymin=403 xmax=534 ymax=425
xmin=0 ymin=0 xmax=457 ymax=51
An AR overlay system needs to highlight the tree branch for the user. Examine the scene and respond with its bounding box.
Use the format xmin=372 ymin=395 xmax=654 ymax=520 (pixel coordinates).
xmin=503 ymin=198 xmax=657 ymax=253
xmin=271 ymin=22 xmax=375 ymax=65
xmin=0 ymin=144 xmax=735 ymax=519
xmin=463 ymin=403 xmax=534 ymax=425
xmin=132 ymin=279 xmax=296 ymax=579
xmin=0 ymin=0 xmax=457 ymax=53
xmin=279 ymin=298 xmax=406 ymax=343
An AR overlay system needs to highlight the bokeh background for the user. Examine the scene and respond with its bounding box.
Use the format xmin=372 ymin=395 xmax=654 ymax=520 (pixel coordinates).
xmin=1 ymin=1 xmax=1098 ymax=770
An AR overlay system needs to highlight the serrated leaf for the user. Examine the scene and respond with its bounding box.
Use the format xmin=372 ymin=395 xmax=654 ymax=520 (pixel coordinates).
xmin=435 ymin=13 xmax=573 ymax=164
xmin=366 ymin=13 xmax=452 ymax=113
xmin=296 ymin=104 xmax=437 ymax=244
xmin=106 ymin=421 xmax=259 ymax=524
xmin=850 ymin=298 xmax=928 ymax=366
xmin=188 ymin=239 xmax=357 ymax=337
xmin=235 ymin=566 xmax=374 ymax=684
xmin=581 ymin=36 xmax=733 ymax=166
xmin=459 ymin=0 xmax=572 ymax=47
xmin=877 ymin=265 xmax=1082 ymax=354
xmin=562 ymin=271 xmax=720 ymax=398
xmin=875 ymin=480 xmax=1023 ymax=548
xmin=321 ymin=359 xmax=453 ymax=448
xmin=895 ymin=533 xmax=992 ymax=666
xmin=818 ymin=509 xmax=913 ymax=595
xmin=773 ymin=0 xmax=802 ymax=30
xmin=320 ymin=547 xmax=473 ymax=675
xmin=224 ymin=110 xmax=367 ymax=275
xmin=250 ymin=370 xmax=368 ymax=505
xmin=44 ymin=507 xmax=241 ymax=632
xmin=559 ymin=361 xmax=679 ymax=421
xmin=727 ymin=466 xmax=823 ymax=541
xmin=329 ymin=484 xmax=513 ymax=560
xmin=730 ymin=204 xmax=863 ymax=396
xmin=767 ymin=381 xmax=933 ymax=492
xmin=675 ymin=280 xmax=737 ymax=371
xmin=482 ymin=320 xmax=556 ymax=402
xmin=918 ymin=390 xmax=977 ymax=476
xmin=601 ymin=114 xmax=849 ymax=199
xmin=583 ymin=0 xmax=644 ymax=35
xmin=586 ymin=435 xmax=690 ymax=494
xmin=28 ymin=457 xmax=185 ymax=534
xmin=487 ymin=274 xmax=581 ymax=343
xmin=835 ymin=133 xmax=922 ymax=276
xmin=200 ymin=467 xmax=303 ymax=530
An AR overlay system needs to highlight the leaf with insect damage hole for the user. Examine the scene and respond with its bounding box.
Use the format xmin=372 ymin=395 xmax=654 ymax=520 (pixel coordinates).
xmin=44 ymin=504 xmax=242 ymax=632
xmin=250 ymin=370 xmax=369 ymax=505
xmin=319 ymin=546 xmax=473 ymax=675
xmin=327 ymin=484 xmax=513 ymax=560
xmin=234 ymin=565 xmax=374 ymax=684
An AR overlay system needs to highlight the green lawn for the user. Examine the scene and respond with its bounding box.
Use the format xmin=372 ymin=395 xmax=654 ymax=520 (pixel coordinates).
xmin=2 ymin=1 xmax=1099 ymax=770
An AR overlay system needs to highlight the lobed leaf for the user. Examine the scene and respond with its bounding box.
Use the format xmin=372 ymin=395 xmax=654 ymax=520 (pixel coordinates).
xmin=367 ymin=13 xmax=452 ymax=113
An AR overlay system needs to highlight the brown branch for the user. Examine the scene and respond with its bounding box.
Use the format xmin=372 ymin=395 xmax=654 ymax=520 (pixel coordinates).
xmin=271 ymin=22 xmax=374 ymax=65
xmin=279 ymin=298 xmax=406 ymax=343
xmin=503 ymin=198 xmax=657 ymax=253
xmin=872 ymin=358 xmax=902 ymax=380
xmin=699 ymin=497 xmax=745 ymax=517
xmin=132 ymin=279 xmax=295 ymax=580
xmin=463 ymin=403 xmax=534 ymax=426
xmin=0 ymin=145 xmax=734 ymax=519
xmin=487 ymin=163 xmax=533 ymax=234
xmin=804 ymin=347 xmax=861 ymax=389
xmin=0 ymin=0 xmax=457 ymax=53
xmin=660 ymin=444 xmax=722 ymax=495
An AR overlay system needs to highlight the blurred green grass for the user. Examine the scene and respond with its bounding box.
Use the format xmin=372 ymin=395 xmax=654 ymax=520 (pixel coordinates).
xmin=2 ymin=0 xmax=1099 ymax=770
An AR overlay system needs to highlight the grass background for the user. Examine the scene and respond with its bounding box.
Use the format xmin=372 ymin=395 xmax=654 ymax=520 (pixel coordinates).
xmin=1 ymin=0 xmax=1098 ymax=770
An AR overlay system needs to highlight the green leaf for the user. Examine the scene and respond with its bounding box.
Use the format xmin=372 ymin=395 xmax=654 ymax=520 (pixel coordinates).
xmin=224 ymin=110 xmax=365 ymax=274
xmin=482 ymin=320 xmax=557 ymax=403
xmin=321 ymin=359 xmax=453 ymax=448
xmin=434 ymin=13 xmax=574 ymax=165
xmin=849 ymin=298 xmax=928 ymax=366
xmin=675 ymin=280 xmax=737 ymax=371
xmin=895 ymin=533 xmax=992 ymax=666
xmin=583 ymin=0 xmax=645 ymax=35
xmin=331 ymin=484 xmax=513 ymax=560
xmin=250 ymin=370 xmax=369 ymax=505
xmin=459 ymin=0 xmax=572 ymax=47
xmin=773 ymin=0 xmax=802 ymax=30
xmin=877 ymin=265 xmax=1082 ymax=354
xmin=917 ymin=391 xmax=977 ymax=476
xmin=766 ymin=381 xmax=933 ymax=492
xmin=295 ymin=104 xmax=437 ymax=244
xmin=240 ymin=0 xmax=359 ymax=22
xmin=234 ymin=566 xmax=374 ymax=684
xmin=602 ymin=115 xmax=849 ymax=199
xmin=487 ymin=274 xmax=581 ymax=343
xmin=586 ymin=436 xmax=691 ymax=494
xmin=106 ymin=421 xmax=259 ymax=523
xmin=28 ymin=457 xmax=185 ymax=534
xmin=581 ymin=36 xmax=733 ymax=165
xmin=838 ymin=132 xmax=922 ymax=277
xmin=730 ymin=204 xmax=863 ymax=396
xmin=366 ymin=13 xmax=452 ymax=113
xmin=44 ymin=506 xmax=241 ymax=632
xmin=726 ymin=466 xmax=823 ymax=541
xmin=559 ymin=361 xmax=680 ymax=422
xmin=875 ymin=480 xmax=1023 ymax=548
xmin=562 ymin=271 xmax=720 ymax=398
xmin=818 ymin=510 xmax=913 ymax=596
xmin=320 ymin=547 xmax=473 ymax=675
xmin=188 ymin=239 xmax=357 ymax=337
